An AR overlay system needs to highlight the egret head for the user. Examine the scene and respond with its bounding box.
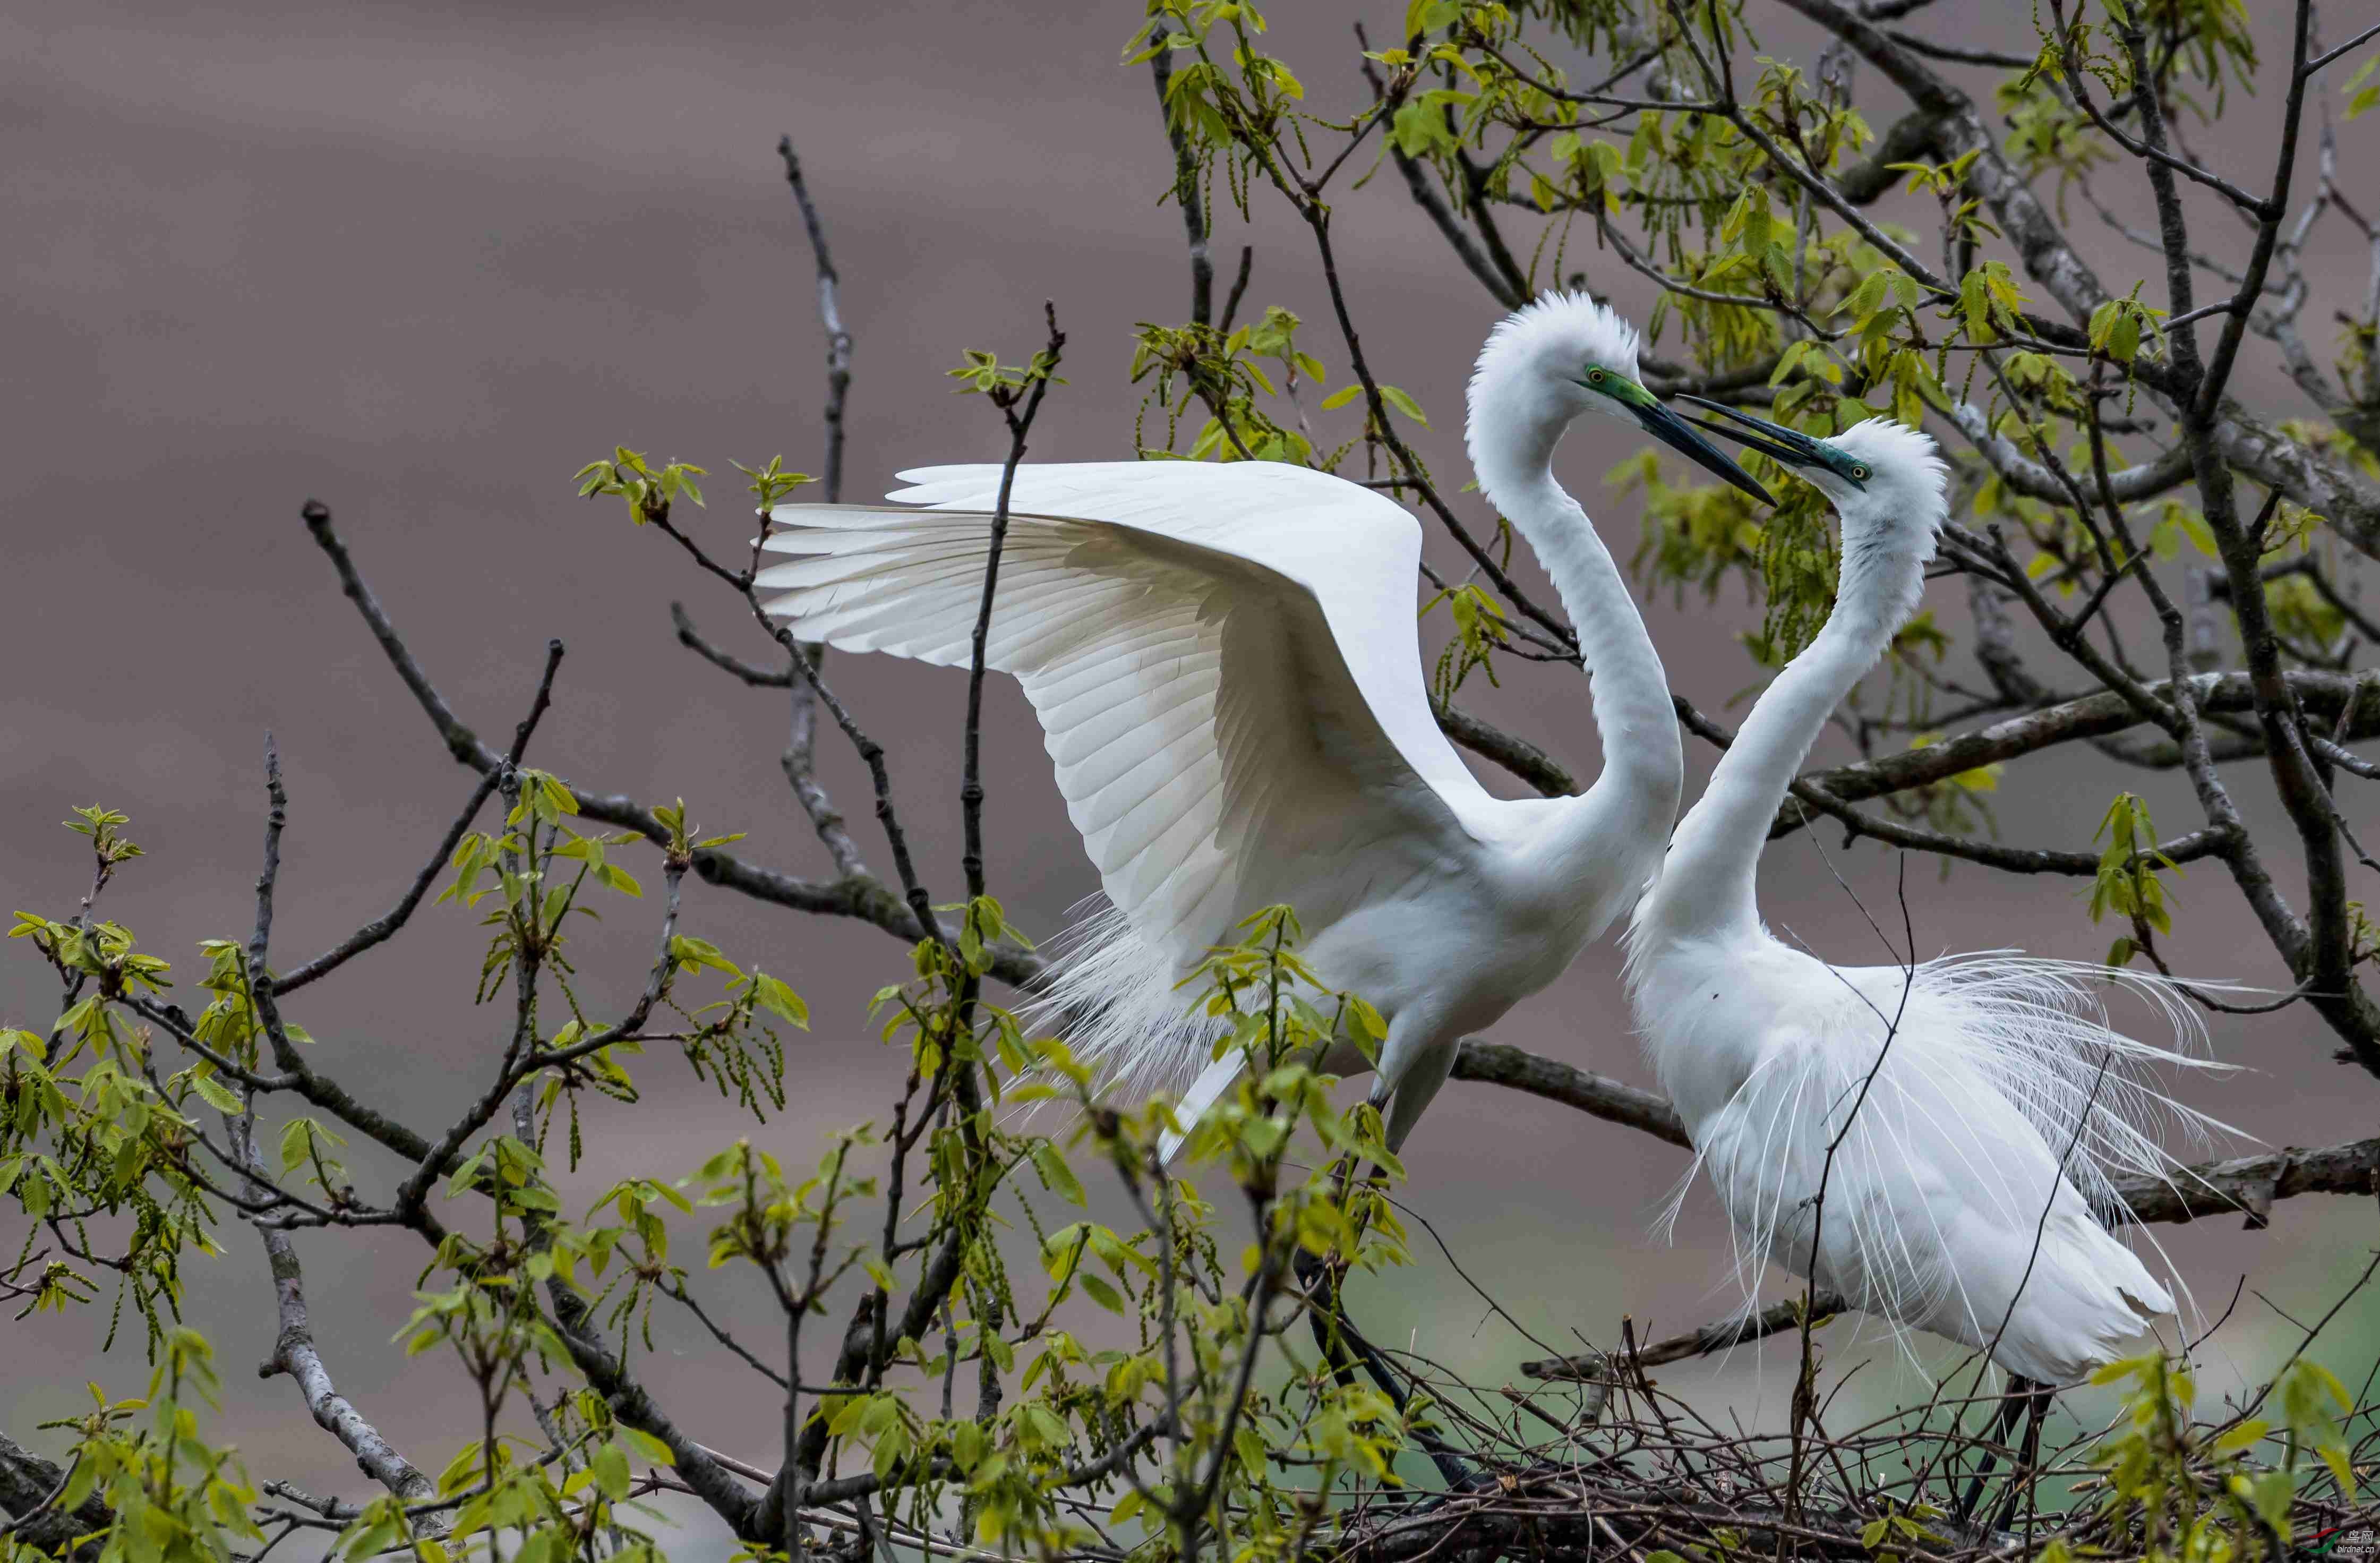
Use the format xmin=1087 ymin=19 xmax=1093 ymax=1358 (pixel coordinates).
xmin=1469 ymin=293 xmax=1775 ymax=506
xmin=1678 ymin=400 xmax=1947 ymax=546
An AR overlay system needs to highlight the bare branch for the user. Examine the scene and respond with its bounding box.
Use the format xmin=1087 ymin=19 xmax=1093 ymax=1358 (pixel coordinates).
xmin=1880 ymin=30 xmax=2031 ymax=71
xmin=227 ymin=1113 xmax=444 ymax=1528
xmin=1218 ymin=243 xmax=1253 ymax=333
xmin=777 ymin=135 xmax=852 ymax=504
xmin=0 ymin=1430 xmax=110 ymax=1559
xmin=671 ymin=602 xmax=792 ymax=686
xmin=278 ymin=643 xmax=559 ymax=996
xmin=1944 ymin=400 xmax=2194 ymax=507
xmin=2302 ymin=20 xmax=2380 ymax=79
xmin=1785 ymin=670 xmax=2380 ymax=831
xmin=1451 ymin=1040 xmax=1688 ymax=1149
xmin=2041 ymin=0 xmax=2271 ymax=219
xmin=962 ymin=304 xmax=1066 ymax=901
xmin=1435 ymin=701 xmax=1578 ymax=796
xmin=302 ymin=499 xmax=1042 ymax=986
xmin=1443 ymin=671 xmax=2375 ymax=856
xmin=1523 ymin=1291 xmax=1851 ymax=1381
xmin=1358 ymin=30 xmax=1526 ymax=310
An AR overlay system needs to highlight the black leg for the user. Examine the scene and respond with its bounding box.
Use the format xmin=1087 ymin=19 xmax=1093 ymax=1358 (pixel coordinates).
xmin=1291 ymin=1246 xmax=1480 ymax=1491
xmin=1294 ymin=1246 xmax=1366 ymax=1396
xmin=1991 ymin=1380 xmax=2054 ymax=1532
xmin=1957 ymin=1374 xmax=2035 ymax=1522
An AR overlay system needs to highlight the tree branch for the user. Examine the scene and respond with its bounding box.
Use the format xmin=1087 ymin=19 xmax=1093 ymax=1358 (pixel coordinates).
xmin=1944 ymin=400 xmax=2195 ymax=507
xmin=0 ymin=1430 xmax=110 ymax=1559
xmin=1522 ymin=1290 xmax=1852 ymax=1381
xmin=1775 ymin=2 xmax=2380 ymax=559
xmin=1451 ymin=1040 xmax=1687 ymax=1148
xmin=1435 ymin=701 xmax=1578 ymax=796
xmin=1783 ymin=670 xmax=2380 ymax=832
xmin=1439 ymin=672 xmax=2376 ymax=848
xmin=227 ymin=1113 xmax=444 ymax=1530
xmin=671 ymin=602 xmax=792 ymax=686
xmin=277 ymin=642 xmax=559 ymax=996
xmin=671 ymin=601 xmax=873 ymax=878
xmin=962 ymin=305 xmax=1065 ymax=901
xmin=777 ymin=135 xmax=852 ymax=505
xmin=1147 ymin=29 xmax=1216 ymax=325
xmin=301 ymin=499 xmax=1042 ymax=987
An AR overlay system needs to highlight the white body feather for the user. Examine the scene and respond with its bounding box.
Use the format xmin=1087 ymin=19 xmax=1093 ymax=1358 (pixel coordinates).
xmin=1626 ymin=419 xmax=2224 ymax=1385
xmin=1631 ymin=941 xmax=2216 ymax=1382
xmin=758 ymin=296 xmax=1689 ymax=1154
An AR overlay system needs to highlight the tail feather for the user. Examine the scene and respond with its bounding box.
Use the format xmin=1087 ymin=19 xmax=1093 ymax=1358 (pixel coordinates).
xmin=1983 ymin=1214 xmax=2173 ymax=1385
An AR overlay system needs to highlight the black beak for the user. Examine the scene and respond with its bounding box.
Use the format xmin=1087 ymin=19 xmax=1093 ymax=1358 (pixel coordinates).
xmin=1674 ymin=394 xmax=1825 ymax=469
xmin=1627 ymin=395 xmax=1777 ymax=507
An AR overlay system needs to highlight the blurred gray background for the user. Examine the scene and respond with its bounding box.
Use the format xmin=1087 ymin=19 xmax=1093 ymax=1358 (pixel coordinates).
xmin=5 ymin=1 xmax=2374 ymax=1549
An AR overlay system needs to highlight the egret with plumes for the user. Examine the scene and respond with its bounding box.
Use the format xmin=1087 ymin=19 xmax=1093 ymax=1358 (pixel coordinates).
xmin=755 ymin=294 xmax=1771 ymax=1154
xmin=1624 ymin=406 xmax=2223 ymax=1435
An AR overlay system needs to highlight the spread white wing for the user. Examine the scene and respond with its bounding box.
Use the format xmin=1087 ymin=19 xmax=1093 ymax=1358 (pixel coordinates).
xmin=755 ymin=460 xmax=1501 ymax=978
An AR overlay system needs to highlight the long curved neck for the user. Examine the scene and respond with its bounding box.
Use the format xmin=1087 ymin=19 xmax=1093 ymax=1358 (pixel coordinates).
xmin=1640 ymin=506 xmax=1926 ymax=943
xmin=1473 ymin=418 xmax=1681 ymax=834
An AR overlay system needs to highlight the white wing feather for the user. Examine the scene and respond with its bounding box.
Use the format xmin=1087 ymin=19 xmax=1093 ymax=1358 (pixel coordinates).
xmin=757 ymin=461 xmax=1494 ymax=1095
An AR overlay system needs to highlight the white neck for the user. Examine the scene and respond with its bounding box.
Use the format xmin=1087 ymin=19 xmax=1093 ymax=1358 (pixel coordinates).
xmin=1636 ymin=499 xmax=1930 ymax=943
xmin=1470 ymin=398 xmax=1682 ymax=842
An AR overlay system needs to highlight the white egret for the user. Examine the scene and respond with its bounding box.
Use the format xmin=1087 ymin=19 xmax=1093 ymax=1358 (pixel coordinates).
xmin=756 ymin=293 xmax=1772 ymax=1154
xmin=1624 ymin=407 xmax=2219 ymax=1415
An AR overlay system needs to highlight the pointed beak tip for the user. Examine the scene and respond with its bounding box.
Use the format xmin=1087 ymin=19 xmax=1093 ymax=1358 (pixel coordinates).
xmin=1715 ymin=464 xmax=1777 ymax=508
xmin=1634 ymin=396 xmax=1779 ymax=509
xmin=1718 ymin=463 xmax=1779 ymax=509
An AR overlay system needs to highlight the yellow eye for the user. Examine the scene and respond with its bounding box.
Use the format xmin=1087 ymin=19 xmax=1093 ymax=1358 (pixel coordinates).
xmin=1850 ymin=464 xmax=1870 ymax=480
xmin=1586 ymin=367 xmax=1605 ymax=383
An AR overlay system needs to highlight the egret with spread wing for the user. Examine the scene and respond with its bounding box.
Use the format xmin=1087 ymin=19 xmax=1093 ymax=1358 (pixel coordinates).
xmin=1625 ymin=408 xmax=2223 ymax=1416
xmin=757 ymin=294 xmax=1770 ymax=1154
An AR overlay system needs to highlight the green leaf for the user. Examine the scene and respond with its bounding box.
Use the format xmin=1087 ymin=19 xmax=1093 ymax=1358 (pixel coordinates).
xmin=1377 ymin=385 xmax=1428 ymax=425
xmin=186 ymin=1068 xmax=244 ymax=1113
xmin=2109 ymin=311 xmax=2140 ymax=362
xmin=1032 ymin=1142 xmax=1085 ymax=1206
xmin=2347 ymin=56 xmax=2380 ymax=118
xmin=1402 ymin=0 xmax=1461 ymax=37
xmin=590 ymin=1440 xmax=631 ymax=1500
xmin=753 ymin=972 xmax=810 ymax=1029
